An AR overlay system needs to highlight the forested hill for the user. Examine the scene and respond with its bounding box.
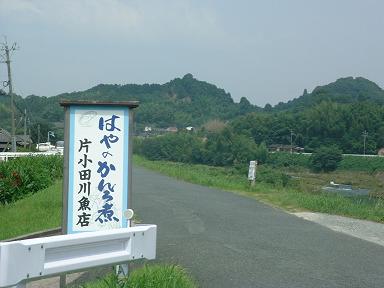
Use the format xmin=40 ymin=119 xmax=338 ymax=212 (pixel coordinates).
xmin=273 ymin=77 xmax=384 ymax=111
xmin=2 ymin=75 xmax=384 ymax=154
xmin=230 ymin=77 xmax=384 ymax=154
xmin=14 ymin=73 xmax=258 ymax=130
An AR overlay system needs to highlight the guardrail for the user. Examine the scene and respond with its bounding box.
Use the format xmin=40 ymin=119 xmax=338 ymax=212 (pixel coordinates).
xmin=0 ymin=225 xmax=157 ymax=288
xmin=0 ymin=151 xmax=63 ymax=162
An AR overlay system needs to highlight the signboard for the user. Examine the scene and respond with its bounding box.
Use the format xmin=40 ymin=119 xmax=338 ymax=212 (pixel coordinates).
xmin=61 ymin=101 xmax=138 ymax=234
xmin=248 ymin=160 xmax=257 ymax=181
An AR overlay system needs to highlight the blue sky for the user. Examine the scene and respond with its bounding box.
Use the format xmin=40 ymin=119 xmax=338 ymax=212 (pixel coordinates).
xmin=0 ymin=0 xmax=383 ymax=106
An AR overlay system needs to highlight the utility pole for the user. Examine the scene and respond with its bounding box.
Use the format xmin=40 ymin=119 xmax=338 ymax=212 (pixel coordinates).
xmin=1 ymin=37 xmax=18 ymax=152
xmin=47 ymin=131 xmax=54 ymax=143
xmin=23 ymin=109 xmax=27 ymax=149
xmin=362 ymin=130 xmax=368 ymax=155
xmin=28 ymin=126 xmax=31 ymax=150
xmin=290 ymin=129 xmax=294 ymax=154
xmin=37 ymin=124 xmax=40 ymax=150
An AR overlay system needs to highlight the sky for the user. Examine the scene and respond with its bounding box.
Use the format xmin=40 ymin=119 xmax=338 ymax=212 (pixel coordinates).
xmin=0 ymin=0 xmax=383 ymax=106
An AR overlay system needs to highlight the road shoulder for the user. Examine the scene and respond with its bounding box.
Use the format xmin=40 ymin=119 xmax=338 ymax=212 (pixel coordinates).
xmin=293 ymin=212 xmax=384 ymax=247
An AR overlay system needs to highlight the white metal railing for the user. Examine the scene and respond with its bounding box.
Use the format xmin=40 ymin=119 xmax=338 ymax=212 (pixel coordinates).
xmin=0 ymin=225 xmax=157 ymax=288
xmin=0 ymin=151 xmax=63 ymax=162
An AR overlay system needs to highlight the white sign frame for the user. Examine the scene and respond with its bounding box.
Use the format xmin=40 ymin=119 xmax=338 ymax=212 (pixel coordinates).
xmin=61 ymin=101 xmax=138 ymax=235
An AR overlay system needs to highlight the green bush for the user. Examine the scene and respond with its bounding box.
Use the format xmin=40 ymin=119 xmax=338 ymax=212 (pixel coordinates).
xmin=266 ymin=152 xmax=310 ymax=168
xmin=204 ymin=130 xmax=258 ymax=166
xmin=137 ymin=129 xmax=261 ymax=167
xmin=255 ymin=142 xmax=269 ymax=164
xmin=0 ymin=155 xmax=63 ymax=204
xmin=257 ymin=166 xmax=291 ymax=187
xmin=310 ymin=146 xmax=342 ymax=172
xmin=140 ymin=133 xmax=204 ymax=163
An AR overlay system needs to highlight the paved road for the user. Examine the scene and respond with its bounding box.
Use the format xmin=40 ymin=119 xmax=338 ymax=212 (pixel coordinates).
xmin=133 ymin=166 xmax=384 ymax=288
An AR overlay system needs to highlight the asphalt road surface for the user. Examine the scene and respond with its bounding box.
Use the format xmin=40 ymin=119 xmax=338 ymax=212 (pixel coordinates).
xmin=133 ymin=166 xmax=384 ymax=288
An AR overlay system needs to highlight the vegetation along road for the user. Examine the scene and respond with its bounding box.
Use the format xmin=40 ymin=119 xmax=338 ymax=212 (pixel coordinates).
xmin=133 ymin=166 xmax=384 ymax=288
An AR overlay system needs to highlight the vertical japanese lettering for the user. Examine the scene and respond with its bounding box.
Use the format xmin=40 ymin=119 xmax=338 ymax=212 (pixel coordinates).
xmin=95 ymin=114 xmax=121 ymax=224
xmin=75 ymin=138 xmax=93 ymax=227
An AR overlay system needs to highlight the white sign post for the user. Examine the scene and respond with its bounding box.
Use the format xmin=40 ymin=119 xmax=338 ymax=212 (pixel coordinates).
xmin=248 ymin=160 xmax=257 ymax=186
xmin=61 ymin=101 xmax=138 ymax=233
xmin=0 ymin=101 xmax=157 ymax=288
xmin=60 ymin=101 xmax=139 ymax=284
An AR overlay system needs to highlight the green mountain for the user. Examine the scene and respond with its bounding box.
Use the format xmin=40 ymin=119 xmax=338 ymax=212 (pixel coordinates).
xmin=0 ymin=74 xmax=259 ymax=141
xmin=230 ymin=77 xmax=384 ymax=153
xmin=2 ymin=74 xmax=384 ymax=154
xmin=273 ymin=77 xmax=384 ymax=111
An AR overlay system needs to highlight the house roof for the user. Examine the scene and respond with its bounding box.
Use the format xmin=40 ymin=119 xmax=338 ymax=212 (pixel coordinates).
xmin=15 ymin=135 xmax=32 ymax=144
xmin=0 ymin=129 xmax=32 ymax=144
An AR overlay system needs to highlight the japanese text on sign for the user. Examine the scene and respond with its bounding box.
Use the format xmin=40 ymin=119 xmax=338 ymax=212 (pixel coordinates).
xmin=68 ymin=107 xmax=129 ymax=233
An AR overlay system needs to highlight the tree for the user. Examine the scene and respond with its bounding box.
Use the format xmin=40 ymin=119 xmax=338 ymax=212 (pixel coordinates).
xmin=264 ymin=103 xmax=272 ymax=112
xmin=310 ymin=146 xmax=342 ymax=172
xmin=255 ymin=142 xmax=268 ymax=163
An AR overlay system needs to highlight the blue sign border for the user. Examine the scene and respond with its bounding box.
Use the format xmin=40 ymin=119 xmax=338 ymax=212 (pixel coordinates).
xmin=67 ymin=105 xmax=129 ymax=234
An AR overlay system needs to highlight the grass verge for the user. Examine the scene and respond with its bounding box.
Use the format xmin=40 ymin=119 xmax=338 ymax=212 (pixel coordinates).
xmin=134 ymin=155 xmax=384 ymax=223
xmin=79 ymin=264 xmax=196 ymax=288
xmin=0 ymin=180 xmax=62 ymax=240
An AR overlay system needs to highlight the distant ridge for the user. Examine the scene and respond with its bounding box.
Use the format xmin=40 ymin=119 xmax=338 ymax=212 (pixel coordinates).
xmin=273 ymin=77 xmax=384 ymax=111
xmin=0 ymin=74 xmax=259 ymax=133
xmin=1 ymin=75 xmax=384 ymax=150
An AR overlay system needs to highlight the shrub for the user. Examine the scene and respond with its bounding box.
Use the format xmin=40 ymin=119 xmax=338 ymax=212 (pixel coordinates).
xmin=257 ymin=166 xmax=291 ymax=187
xmin=255 ymin=142 xmax=268 ymax=164
xmin=310 ymin=146 xmax=342 ymax=172
xmin=266 ymin=152 xmax=310 ymax=168
xmin=140 ymin=133 xmax=204 ymax=163
xmin=0 ymin=155 xmax=63 ymax=204
xmin=138 ymin=129 xmax=260 ymax=167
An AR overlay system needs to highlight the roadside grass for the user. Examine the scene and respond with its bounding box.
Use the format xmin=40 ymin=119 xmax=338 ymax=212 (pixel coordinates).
xmin=0 ymin=180 xmax=62 ymax=240
xmin=78 ymin=264 xmax=196 ymax=288
xmin=134 ymin=155 xmax=384 ymax=223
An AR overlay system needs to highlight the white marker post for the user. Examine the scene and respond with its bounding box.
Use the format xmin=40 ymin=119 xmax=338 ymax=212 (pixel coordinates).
xmin=248 ymin=160 xmax=257 ymax=186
